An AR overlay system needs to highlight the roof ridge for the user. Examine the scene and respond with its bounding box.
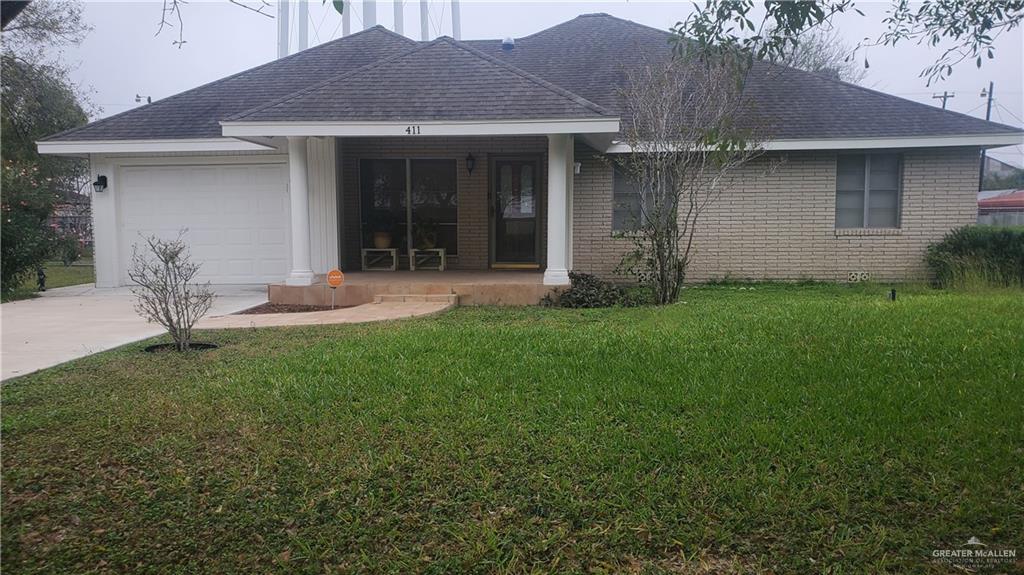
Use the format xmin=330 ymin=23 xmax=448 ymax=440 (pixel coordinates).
xmin=439 ymin=37 xmax=615 ymax=117
xmin=224 ymin=39 xmax=443 ymax=121
xmin=513 ymin=12 xmax=673 ymax=42
xmin=758 ymin=61 xmax=1022 ymax=133
xmin=41 ymin=26 xmax=416 ymax=142
xmin=227 ymin=36 xmax=616 ymax=122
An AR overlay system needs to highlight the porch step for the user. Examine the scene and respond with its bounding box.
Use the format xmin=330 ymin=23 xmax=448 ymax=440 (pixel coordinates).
xmin=372 ymin=293 xmax=460 ymax=305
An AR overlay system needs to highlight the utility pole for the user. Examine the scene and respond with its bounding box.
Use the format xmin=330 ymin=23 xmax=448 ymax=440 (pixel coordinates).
xmin=978 ymin=81 xmax=995 ymax=191
xmin=932 ymin=91 xmax=955 ymax=109
xmin=277 ymin=0 xmax=290 ymax=58
xmin=298 ymin=0 xmax=308 ymax=51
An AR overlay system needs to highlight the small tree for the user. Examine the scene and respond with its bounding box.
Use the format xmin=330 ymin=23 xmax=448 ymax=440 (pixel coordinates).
xmin=614 ymin=53 xmax=767 ymax=304
xmin=778 ymin=28 xmax=867 ymax=84
xmin=128 ymin=232 xmax=214 ymax=351
xmin=1 ymin=161 xmax=59 ymax=296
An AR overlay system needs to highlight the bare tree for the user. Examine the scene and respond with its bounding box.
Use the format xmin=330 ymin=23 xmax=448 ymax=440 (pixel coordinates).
xmin=156 ymin=0 xmax=273 ymax=48
xmin=777 ymin=28 xmax=867 ymax=84
xmin=614 ymin=53 xmax=769 ymax=304
xmin=128 ymin=232 xmax=214 ymax=352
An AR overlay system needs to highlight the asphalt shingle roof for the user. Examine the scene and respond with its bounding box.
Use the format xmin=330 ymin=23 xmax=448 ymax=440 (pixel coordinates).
xmin=226 ymin=38 xmax=613 ymax=122
xmin=466 ymin=13 xmax=1020 ymax=140
xmin=45 ymin=13 xmax=1020 ymax=143
xmin=42 ymin=27 xmax=416 ymax=141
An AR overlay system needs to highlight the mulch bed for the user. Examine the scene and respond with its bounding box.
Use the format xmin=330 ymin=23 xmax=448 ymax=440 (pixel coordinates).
xmin=235 ymin=303 xmax=343 ymax=315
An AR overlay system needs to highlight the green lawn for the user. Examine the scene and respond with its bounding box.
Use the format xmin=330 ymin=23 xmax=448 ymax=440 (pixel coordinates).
xmin=2 ymin=260 xmax=95 ymax=302
xmin=2 ymin=284 xmax=1022 ymax=574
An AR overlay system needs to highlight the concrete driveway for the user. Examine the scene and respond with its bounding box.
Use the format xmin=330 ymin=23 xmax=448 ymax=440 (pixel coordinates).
xmin=1 ymin=284 xmax=266 ymax=381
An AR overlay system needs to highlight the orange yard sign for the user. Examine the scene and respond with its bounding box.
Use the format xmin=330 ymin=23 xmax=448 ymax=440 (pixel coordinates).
xmin=327 ymin=268 xmax=344 ymax=288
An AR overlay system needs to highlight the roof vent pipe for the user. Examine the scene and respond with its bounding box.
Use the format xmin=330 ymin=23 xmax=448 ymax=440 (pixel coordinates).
xmin=502 ymin=37 xmax=515 ymax=50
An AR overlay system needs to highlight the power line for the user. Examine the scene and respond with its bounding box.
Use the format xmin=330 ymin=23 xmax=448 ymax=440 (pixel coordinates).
xmin=963 ymin=101 xmax=987 ymax=116
xmin=995 ymin=101 xmax=1024 ymax=125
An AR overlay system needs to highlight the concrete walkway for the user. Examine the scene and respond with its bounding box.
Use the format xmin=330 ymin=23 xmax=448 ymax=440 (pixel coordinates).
xmin=1 ymin=284 xmax=266 ymax=381
xmin=198 ymin=300 xmax=452 ymax=329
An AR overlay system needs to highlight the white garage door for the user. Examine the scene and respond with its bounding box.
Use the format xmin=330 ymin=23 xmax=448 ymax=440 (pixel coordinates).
xmin=119 ymin=162 xmax=289 ymax=285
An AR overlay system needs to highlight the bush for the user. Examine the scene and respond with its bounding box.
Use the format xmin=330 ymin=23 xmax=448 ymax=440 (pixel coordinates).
xmin=544 ymin=272 xmax=646 ymax=308
xmin=925 ymin=225 xmax=1024 ymax=288
xmin=1 ymin=161 xmax=58 ymax=296
xmin=129 ymin=233 xmax=215 ymax=351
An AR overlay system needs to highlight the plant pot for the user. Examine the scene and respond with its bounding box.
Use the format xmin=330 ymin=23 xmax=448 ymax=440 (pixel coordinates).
xmin=373 ymin=231 xmax=392 ymax=249
xmin=144 ymin=342 xmax=219 ymax=353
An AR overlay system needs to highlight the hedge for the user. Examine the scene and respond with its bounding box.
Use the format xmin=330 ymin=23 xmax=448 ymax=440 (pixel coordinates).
xmin=925 ymin=225 xmax=1024 ymax=288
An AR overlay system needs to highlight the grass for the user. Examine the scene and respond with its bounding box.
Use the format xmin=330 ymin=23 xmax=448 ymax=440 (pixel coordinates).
xmin=2 ymin=284 xmax=1022 ymax=574
xmin=2 ymin=259 xmax=95 ymax=302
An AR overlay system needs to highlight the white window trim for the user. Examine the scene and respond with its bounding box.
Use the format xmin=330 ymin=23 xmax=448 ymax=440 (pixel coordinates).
xmin=836 ymin=153 xmax=903 ymax=230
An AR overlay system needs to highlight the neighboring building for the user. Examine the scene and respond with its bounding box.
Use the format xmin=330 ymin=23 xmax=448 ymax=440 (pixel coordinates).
xmin=49 ymin=191 xmax=92 ymax=247
xmin=38 ymin=14 xmax=1023 ymax=299
xmin=978 ymin=189 xmax=1024 ymax=226
xmin=984 ymin=156 xmax=1023 ymax=180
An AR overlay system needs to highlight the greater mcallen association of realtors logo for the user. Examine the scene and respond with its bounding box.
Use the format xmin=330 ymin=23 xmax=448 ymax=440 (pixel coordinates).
xmin=931 ymin=536 xmax=1018 ymax=568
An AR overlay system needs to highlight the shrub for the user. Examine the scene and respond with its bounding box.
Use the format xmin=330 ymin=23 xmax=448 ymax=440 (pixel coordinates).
xmin=544 ymin=272 xmax=646 ymax=308
xmin=55 ymin=232 xmax=83 ymax=266
xmin=128 ymin=232 xmax=215 ymax=351
xmin=925 ymin=225 xmax=1024 ymax=288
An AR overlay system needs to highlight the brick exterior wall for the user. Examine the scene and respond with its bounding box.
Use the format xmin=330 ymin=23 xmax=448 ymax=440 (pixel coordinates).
xmin=571 ymin=145 xmax=981 ymax=282
xmin=338 ymin=137 xmax=548 ymax=270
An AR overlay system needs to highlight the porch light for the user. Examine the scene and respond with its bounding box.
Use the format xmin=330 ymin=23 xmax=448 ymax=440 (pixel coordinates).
xmin=465 ymin=153 xmax=476 ymax=175
xmin=92 ymin=175 xmax=108 ymax=193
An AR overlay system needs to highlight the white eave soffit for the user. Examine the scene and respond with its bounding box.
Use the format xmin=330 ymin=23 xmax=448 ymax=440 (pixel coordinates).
xmin=36 ymin=138 xmax=278 ymax=156
xmin=220 ymin=118 xmax=622 ymax=138
xmin=603 ymin=133 xmax=1024 ymax=153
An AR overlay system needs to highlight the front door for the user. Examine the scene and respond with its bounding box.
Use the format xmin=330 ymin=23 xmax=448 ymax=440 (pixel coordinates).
xmin=492 ymin=158 xmax=539 ymax=267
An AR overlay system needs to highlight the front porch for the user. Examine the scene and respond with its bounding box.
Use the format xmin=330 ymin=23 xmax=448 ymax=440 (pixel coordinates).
xmin=269 ymin=270 xmax=553 ymax=306
xmin=270 ymin=131 xmax=584 ymax=305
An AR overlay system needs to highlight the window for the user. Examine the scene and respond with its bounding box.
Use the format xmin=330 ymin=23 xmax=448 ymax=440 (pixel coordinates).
xmin=359 ymin=159 xmax=458 ymax=255
xmin=410 ymin=160 xmax=458 ymax=254
xmin=612 ymin=167 xmax=641 ymax=232
xmin=836 ymin=154 xmax=902 ymax=228
xmin=360 ymin=159 xmax=408 ymax=251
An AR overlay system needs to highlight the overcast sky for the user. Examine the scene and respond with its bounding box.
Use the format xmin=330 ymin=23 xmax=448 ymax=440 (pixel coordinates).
xmin=58 ymin=0 xmax=1024 ymax=165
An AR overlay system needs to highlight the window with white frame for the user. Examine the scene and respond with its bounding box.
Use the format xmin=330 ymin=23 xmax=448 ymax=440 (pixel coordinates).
xmin=612 ymin=167 xmax=641 ymax=232
xmin=836 ymin=154 xmax=902 ymax=228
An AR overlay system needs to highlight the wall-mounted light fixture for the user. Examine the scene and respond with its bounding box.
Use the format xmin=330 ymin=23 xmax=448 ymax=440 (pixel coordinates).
xmin=574 ymin=161 xmax=582 ymax=175
xmin=92 ymin=175 xmax=108 ymax=193
xmin=465 ymin=153 xmax=476 ymax=175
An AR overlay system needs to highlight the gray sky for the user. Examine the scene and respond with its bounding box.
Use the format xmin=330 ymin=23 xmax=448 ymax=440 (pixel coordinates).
xmin=61 ymin=0 xmax=1024 ymax=164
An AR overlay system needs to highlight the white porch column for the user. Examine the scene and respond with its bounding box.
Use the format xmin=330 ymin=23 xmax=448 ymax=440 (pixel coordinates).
xmin=544 ymin=134 xmax=571 ymax=285
xmin=286 ymin=136 xmax=315 ymax=286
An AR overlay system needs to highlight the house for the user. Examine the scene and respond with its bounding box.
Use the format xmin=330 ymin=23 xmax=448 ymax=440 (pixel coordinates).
xmin=38 ymin=14 xmax=1023 ymax=304
xmin=49 ymin=191 xmax=92 ymax=247
xmin=984 ymin=156 xmax=1023 ymax=180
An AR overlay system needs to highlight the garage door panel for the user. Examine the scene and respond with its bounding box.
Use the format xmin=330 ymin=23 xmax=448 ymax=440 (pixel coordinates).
xmin=119 ymin=163 xmax=289 ymax=285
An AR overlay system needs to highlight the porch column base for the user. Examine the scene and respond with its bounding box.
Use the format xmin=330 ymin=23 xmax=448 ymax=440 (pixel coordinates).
xmin=543 ymin=268 xmax=570 ymax=286
xmin=284 ymin=270 xmax=316 ymax=286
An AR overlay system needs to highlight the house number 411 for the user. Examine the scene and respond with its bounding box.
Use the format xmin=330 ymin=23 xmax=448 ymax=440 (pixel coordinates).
xmin=405 ymin=125 xmax=421 ymax=135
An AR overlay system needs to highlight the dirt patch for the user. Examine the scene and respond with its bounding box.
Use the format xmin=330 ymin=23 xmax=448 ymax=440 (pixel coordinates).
xmin=235 ymin=303 xmax=346 ymax=315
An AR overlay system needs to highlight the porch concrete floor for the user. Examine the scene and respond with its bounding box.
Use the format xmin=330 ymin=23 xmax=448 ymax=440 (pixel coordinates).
xmin=269 ymin=270 xmax=553 ymax=307
xmin=335 ymin=270 xmax=545 ymax=285
xmin=198 ymin=300 xmax=452 ymax=329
